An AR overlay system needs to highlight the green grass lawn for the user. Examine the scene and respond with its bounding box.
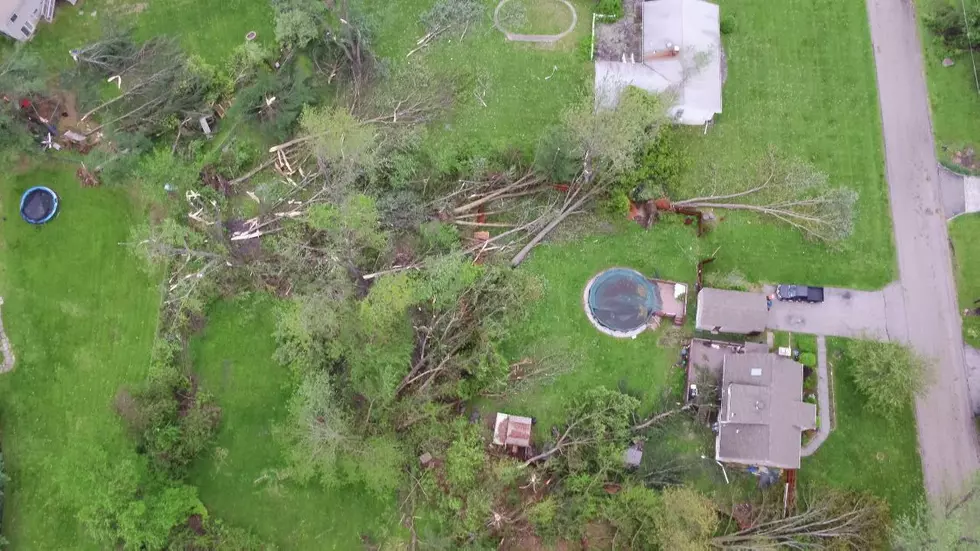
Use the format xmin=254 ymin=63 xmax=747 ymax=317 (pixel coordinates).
xmin=916 ymin=0 xmax=980 ymax=173
xmin=31 ymin=0 xmax=275 ymax=68
xmin=679 ymin=0 xmax=895 ymax=289
xmin=499 ymin=218 xmax=700 ymax=430
xmin=0 ymin=167 xmax=160 ymax=548
xmin=800 ymin=338 xmax=924 ymax=518
xmin=188 ymin=295 xmax=396 ymax=550
xmin=361 ymin=0 xmax=593 ymax=163
xmin=949 ymin=214 xmax=980 ymax=346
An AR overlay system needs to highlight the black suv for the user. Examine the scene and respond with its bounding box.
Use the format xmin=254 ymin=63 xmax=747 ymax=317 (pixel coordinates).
xmin=776 ymin=285 xmax=825 ymax=303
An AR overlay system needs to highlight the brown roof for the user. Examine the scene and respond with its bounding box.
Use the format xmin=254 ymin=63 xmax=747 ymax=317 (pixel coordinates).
xmin=695 ymin=288 xmax=769 ymax=334
xmin=493 ymin=413 xmax=532 ymax=448
xmin=715 ymin=353 xmax=816 ymax=469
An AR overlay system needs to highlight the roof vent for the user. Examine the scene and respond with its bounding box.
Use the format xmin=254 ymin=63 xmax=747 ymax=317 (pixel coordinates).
xmin=750 ymin=368 xmax=763 ymax=377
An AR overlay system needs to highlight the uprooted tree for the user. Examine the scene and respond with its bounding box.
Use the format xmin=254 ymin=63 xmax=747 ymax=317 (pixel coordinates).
xmin=671 ymin=148 xmax=858 ymax=243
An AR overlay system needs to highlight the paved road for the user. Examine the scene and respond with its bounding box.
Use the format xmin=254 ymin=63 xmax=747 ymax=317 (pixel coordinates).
xmin=866 ymin=0 xmax=979 ymax=500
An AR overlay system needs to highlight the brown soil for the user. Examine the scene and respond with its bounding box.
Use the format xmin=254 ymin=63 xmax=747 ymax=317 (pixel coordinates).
xmin=225 ymin=219 xmax=263 ymax=261
xmin=952 ymin=147 xmax=979 ymax=171
xmin=200 ymin=165 xmax=233 ymax=195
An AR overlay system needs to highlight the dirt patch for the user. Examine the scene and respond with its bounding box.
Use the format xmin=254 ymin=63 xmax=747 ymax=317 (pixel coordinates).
xmin=226 ymin=219 xmax=263 ymax=261
xmin=952 ymin=146 xmax=980 ymax=172
xmin=594 ymin=0 xmax=642 ymax=61
xmin=200 ymin=165 xmax=233 ymax=195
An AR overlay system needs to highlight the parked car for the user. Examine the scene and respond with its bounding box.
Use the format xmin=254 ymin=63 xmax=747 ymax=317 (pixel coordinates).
xmin=776 ymin=284 xmax=825 ymax=303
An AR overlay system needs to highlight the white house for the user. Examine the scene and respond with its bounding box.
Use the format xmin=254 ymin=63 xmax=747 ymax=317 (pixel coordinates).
xmin=1 ymin=0 xmax=75 ymax=42
xmin=595 ymin=0 xmax=723 ymax=125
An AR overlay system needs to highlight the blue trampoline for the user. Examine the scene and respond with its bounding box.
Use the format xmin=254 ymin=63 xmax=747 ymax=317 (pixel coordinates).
xmin=20 ymin=187 xmax=59 ymax=224
xmin=586 ymin=268 xmax=661 ymax=333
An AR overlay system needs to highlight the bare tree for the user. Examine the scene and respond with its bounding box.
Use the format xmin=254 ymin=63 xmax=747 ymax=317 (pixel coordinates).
xmin=713 ymin=491 xmax=891 ymax=549
xmin=674 ymin=149 xmax=858 ymax=243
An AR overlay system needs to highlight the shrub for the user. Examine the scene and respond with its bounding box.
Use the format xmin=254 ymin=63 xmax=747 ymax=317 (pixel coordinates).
xmin=925 ymin=1 xmax=980 ymax=51
xmin=799 ymin=352 xmax=817 ymax=368
xmin=720 ymin=14 xmax=736 ymax=35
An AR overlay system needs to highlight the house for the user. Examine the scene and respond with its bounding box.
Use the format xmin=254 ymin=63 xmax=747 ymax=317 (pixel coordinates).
xmin=686 ymin=338 xmax=769 ymax=399
xmin=493 ymin=412 xmax=533 ymax=450
xmin=715 ymin=353 xmax=816 ymax=469
xmin=695 ymin=288 xmax=769 ymax=335
xmin=595 ymin=0 xmax=722 ymax=124
xmin=1 ymin=0 xmax=76 ymax=42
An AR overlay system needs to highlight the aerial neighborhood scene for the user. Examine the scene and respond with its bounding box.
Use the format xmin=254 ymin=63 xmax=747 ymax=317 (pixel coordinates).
xmin=2 ymin=0 xmax=980 ymax=548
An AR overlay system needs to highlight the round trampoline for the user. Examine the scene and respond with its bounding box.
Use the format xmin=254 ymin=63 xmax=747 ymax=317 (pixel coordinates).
xmin=583 ymin=268 xmax=661 ymax=337
xmin=20 ymin=187 xmax=59 ymax=225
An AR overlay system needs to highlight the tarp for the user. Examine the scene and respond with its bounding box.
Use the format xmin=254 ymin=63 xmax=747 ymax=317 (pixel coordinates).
xmin=20 ymin=187 xmax=58 ymax=224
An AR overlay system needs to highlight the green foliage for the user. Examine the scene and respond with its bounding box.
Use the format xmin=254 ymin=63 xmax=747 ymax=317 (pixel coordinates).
xmin=844 ymin=340 xmax=930 ymax=417
xmin=445 ymin=421 xmax=486 ymax=490
xmin=564 ymin=86 xmax=667 ymax=181
xmin=78 ymin=458 xmax=205 ymax=551
xmin=116 ymin=367 xmax=221 ymax=477
xmin=233 ymin=63 xmax=316 ymax=141
xmin=594 ymin=0 xmax=624 ymax=19
xmin=720 ymin=14 xmax=736 ymax=35
xmin=272 ymin=0 xmax=329 ymax=49
xmin=274 ymin=293 xmax=350 ymax=374
xmin=557 ymin=387 xmax=640 ymax=471
xmin=308 ymin=194 xmax=388 ymax=252
xmin=419 ymin=221 xmax=461 ymax=254
xmin=799 ymin=352 xmax=817 ymax=368
xmin=527 ymin=497 xmax=558 ymax=536
xmin=280 ymin=370 xmax=352 ymax=486
xmin=924 ymin=1 xmax=980 ymax=51
xmin=300 ymin=106 xmax=380 ymax=189
xmin=600 ymin=484 xmax=663 ymax=549
xmin=617 ymin=127 xmax=689 ymax=199
xmin=655 ymin=486 xmax=719 ymax=551
xmin=533 ymin=125 xmax=581 ymax=182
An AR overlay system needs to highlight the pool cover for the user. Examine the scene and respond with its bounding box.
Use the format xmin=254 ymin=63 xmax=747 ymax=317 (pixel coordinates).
xmin=20 ymin=187 xmax=59 ymax=224
xmin=587 ymin=268 xmax=661 ymax=333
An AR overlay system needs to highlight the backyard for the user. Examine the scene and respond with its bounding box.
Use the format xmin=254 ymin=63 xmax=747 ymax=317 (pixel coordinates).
xmin=188 ymin=296 xmax=397 ymax=548
xmin=0 ymin=167 xmax=160 ymax=548
xmin=0 ymin=0 xmax=928 ymax=546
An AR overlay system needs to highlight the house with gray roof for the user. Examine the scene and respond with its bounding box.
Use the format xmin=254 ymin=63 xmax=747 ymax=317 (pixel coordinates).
xmin=695 ymin=288 xmax=769 ymax=335
xmin=595 ymin=0 xmax=723 ymax=125
xmin=1 ymin=0 xmax=75 ymax=42
xmin=715 ymin=353 xmax=816 ymax=469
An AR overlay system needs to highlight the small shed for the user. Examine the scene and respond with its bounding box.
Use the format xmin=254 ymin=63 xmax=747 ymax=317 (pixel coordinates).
xmin=493 ymin=413 xmax=533 ymax=449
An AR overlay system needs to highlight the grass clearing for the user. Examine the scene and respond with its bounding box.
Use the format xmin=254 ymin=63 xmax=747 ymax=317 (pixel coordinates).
xmin=915 ymin=0 xmax=980 ymax=172
xmin=362 ymin=0 xmax=593 ymax=161
xmin=188 ymin=295 xmax=396 ymax=549
xmin=500 ymin=218 xmax=700 ymax=430
xmin=497 ymin=0 xmax=578 ymax=35
xmin=949 ymin=214 xmax=980 ymax=346
xmin=800 ymin=338 xmax=924 ymax=518
xmin=31 ymin=0 xmax=276 ymax=68
xmin=681 ymin=0 xmax=894 ymax=289
xmin=0 ymin=167 xmax=160 ymax=549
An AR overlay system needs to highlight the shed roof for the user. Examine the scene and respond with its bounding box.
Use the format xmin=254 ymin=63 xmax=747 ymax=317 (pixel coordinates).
xmin=493 ymin=413 xmax=532 ymax=448
xmin=715 ymin=354 xmax=816 ymax=469
xmin=695 ymin=288 xmax=769 ymax=334
xmin=595 ymin=0 xmax=722 ymax=124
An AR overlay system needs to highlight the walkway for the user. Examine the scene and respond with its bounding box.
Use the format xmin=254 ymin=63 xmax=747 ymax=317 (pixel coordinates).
xmin=801 ymin=336 xmax=830 ymax=457
xmin=937 ymin=165 xmax=980 ymax=219
xmin=866 ymin=0 xmax=980 ymax=500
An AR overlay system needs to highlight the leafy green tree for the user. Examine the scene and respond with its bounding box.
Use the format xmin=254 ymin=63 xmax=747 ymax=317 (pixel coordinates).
xmin=925 ymin=1 xmax=980 ymax=51
xmin=299 ymin=106 xmax=380 ymax=191
xmin=655 ymin=486 xmax=719 ymax=551
xmin=272 ymin=0 xmax=329 ymax=49
xmin=616 ymin=127 xmax=690 ymax=200
xmin=844 ymin=339 xmax=931 ymax=416
xmin=280 ymin=370 xmax=352 ymax=486
xmin=601 ymin=484 xmax=663 ymax=549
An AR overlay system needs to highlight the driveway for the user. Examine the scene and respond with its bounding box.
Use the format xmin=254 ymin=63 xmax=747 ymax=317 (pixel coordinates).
xmin=764 ymin=285 xmax=896 ymax=340
xmin=866 ymin=0 xmax=980 ymax=500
